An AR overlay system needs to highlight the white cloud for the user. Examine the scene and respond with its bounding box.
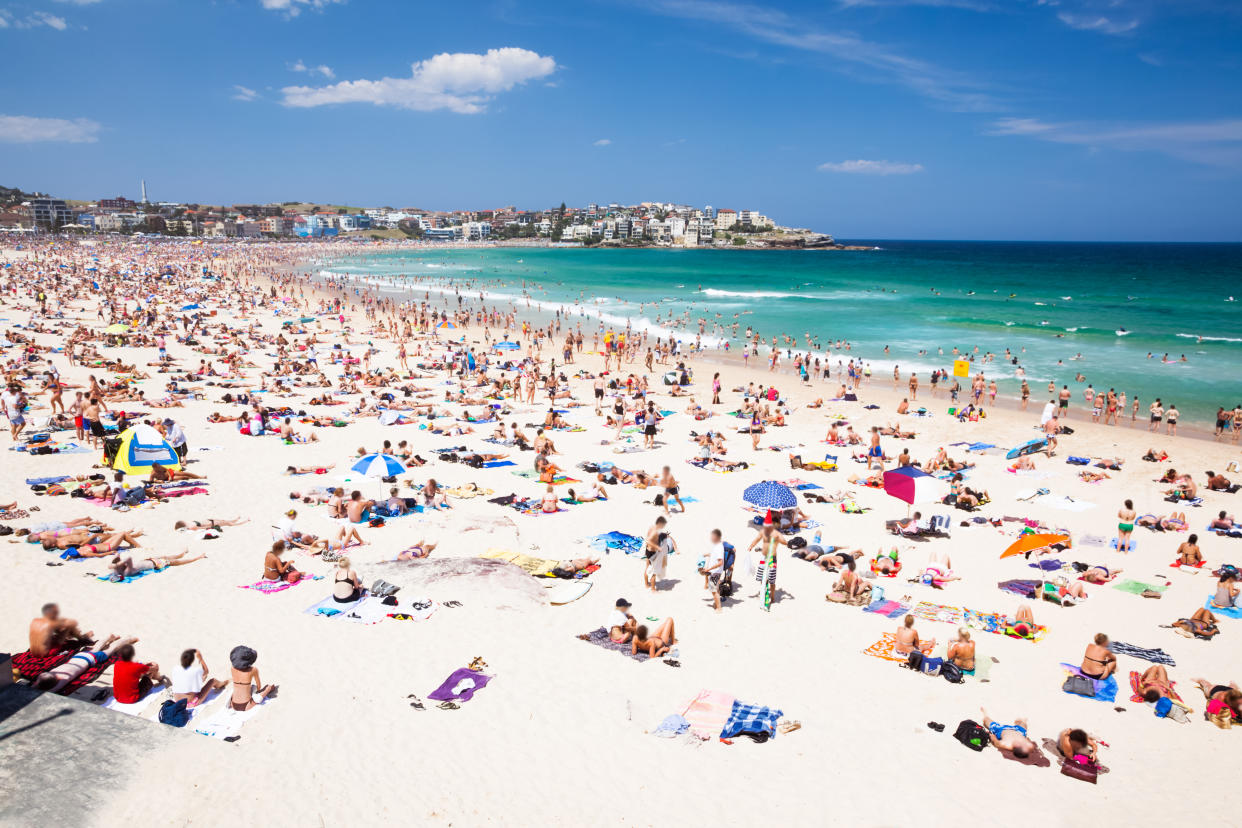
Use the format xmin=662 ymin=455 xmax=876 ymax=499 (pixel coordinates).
xmin=52 ymin=0 xmax=103 ymax=5
xmin=281 ymin=48 xmax=557 ymax=114
xmin=818 ymin=159 xmax=924 ymax=175
xmin=593 ymin=138 xmax=611 ymax=146
xmin=642 ymin=0 xmax=997 ymax=112
xmin=1056 ymin=11 xmax=1138 ymax=34
xmin=232 ymin=85 xmax=259 ymax=101
xmin=1 ymin=9 xmax=69 ymax=29
xmin=989 ymin=116 xmax=1242 ymax=168
xmin=0 ymin=115 xmax=100 ymax=143
xmin=836 ymin=0 xmax=993 ymax=9
xmin=290 ymin=59 xmax=334 ymax=79
xmin=261 ymin=0 xmax=347 ymax=18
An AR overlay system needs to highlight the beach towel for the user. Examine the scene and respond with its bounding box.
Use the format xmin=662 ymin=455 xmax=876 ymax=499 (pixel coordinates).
xmin=963 ymin=608 xmax=1047 ymax=642
xmin=681 ymin=690 xmax=738 ymax=740
xmin=238 ymin=578 xmax=306 ymax=594
xmin=1112 ymin=579 xmax=1167 ymax=595
xmin=1110 ymin=538 xmax=1138 ymax=552
xmin=10 ymin=649 xmax=72 ymax=680
xmin=101 ymin=688 xmax=159 ymax=717
xmin=998 ymin=579 xmax=1042 ymax=599
xmin=589 ymin=531 xmax=644 ymax=555
xmin=302 ymin=593 xmax=364 ymax=618
xmin=480 ymin=549 xmax=560 ymax=576
xmin=863 ymin=599 xmax=910 ymax=618
xmin=720 ymin=700 xmax=784 ymax=740
xmin=96 ymin=568 xmax=160 ymax=584
xmin=26 ymin=475 xmax=70 ymax=486
xmin=481 ymin=460 xmax=516 ymax=468
xmin=1205 ymin=598 xmax=1242 ymax=619
xmin=1079 ymin=535 xmax=1107 ymax=548
xmin=577 ymin=627 xmax=648 ymax=662
xmin=427 ymin=667 xmax=492 ymax=702
xmin=1169 ymin=559 xmax=1207 ymax=570
xmin=910 ymin=602 xmax=965 ymax=625
xmin=653 ymin=714 xmax=691 ymax=738
xmin=1110 ymin=642 xmax=1176 ymax=666
xmin=194 ymin=697 xmax=274 ymax=740
xmin=862 ymin=632 xmax=913 ymax=663
xmin=1028 ymin=559 xmax=1065 ymax=572
xmin=1128 ymin=671 xmax=1188 ymax=707
xmin=1059 ymin=664 xmax=1118 ymax=703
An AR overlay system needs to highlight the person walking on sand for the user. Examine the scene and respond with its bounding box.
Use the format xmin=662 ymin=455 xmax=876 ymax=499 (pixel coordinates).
xmin=748 ymin=511 xmax=788 ymax=611
xmin=1117 ymin=499 xmax=1136 ymax=553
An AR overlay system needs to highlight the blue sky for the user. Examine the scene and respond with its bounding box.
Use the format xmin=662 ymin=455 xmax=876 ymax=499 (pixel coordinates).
xmin=1 ymin=0 xmax=1240 ymax=240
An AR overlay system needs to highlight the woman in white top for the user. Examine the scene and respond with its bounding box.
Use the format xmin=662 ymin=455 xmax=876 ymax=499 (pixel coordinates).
xmin=170 ymin=648 xmax=227 ymax=708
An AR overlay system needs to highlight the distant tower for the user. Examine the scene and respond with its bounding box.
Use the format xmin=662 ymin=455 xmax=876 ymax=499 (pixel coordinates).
xmin=141 ymin=179 xmax=148 ymax=204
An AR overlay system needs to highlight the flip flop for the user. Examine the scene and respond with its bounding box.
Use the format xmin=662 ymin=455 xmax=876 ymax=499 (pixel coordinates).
xmin=437 ymin=701 xmax=460 ymax=710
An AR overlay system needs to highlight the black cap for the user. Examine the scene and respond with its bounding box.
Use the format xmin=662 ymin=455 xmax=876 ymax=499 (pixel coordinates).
xmin=615 ymin=598 xmax=632 ymax=608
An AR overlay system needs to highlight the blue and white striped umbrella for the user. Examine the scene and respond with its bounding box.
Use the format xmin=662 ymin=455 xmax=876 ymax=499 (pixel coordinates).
xmin=742 ymin=480 xmax=797 ymax=510
xmin=350 ymin=453 xmax=405 ymax=477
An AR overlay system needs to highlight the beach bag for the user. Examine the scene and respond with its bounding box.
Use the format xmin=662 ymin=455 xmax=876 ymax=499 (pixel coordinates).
xmin=788 ymin=536 xmax=807 ymax=550
xmin=952 ymin=719 xmax=989 ymax=751
xmin=1063 ymin=675 xmax=1096 ymax=697
xmin=906 ymin=651 xmax=924 ymax=671
xmin=1060 ymin=755 xmax=1098 ymax=784
xmin=941 ymin=662 xmax=964 ymax=684
xmin=158 ymin=698 xmax=191 ymax=728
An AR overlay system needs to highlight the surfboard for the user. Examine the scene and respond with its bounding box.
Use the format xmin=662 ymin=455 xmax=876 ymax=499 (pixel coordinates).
xmin=1006 ymin=438 xmax=1048 ymax=460
xmin=547 ymin=579 xmax=593 ymax=605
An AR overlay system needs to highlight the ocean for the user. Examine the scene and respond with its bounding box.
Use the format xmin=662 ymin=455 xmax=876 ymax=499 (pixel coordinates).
xmin=319 ymin=241 xmax=1242 ymax=426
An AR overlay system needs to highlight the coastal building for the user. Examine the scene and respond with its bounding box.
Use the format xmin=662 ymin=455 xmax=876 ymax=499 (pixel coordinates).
xmin=98 ymin=196 xmax=137 ymax=212
xmin=463 ymin=221 xmax=491 ymax=241
xmin=28 ymin=198 xmax=76 ymax=230
xmin=714 ymin=209 xmax=737 ymax=231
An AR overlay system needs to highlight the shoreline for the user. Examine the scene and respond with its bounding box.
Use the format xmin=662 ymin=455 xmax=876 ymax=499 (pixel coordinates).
xmin=305 ymin=259 xmax=1241 ymax=442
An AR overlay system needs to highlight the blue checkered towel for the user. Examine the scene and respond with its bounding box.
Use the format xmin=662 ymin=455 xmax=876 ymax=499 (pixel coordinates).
xmin=720 ymin=700 xmax=784 ymax=739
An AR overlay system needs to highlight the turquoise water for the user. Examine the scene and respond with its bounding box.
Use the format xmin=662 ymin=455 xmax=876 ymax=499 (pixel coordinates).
xmin=321 ymin=241 xmax=1242 ymax=425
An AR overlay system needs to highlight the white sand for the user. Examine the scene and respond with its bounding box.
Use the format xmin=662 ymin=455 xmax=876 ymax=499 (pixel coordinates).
xmin=2 ymin=241 xmax=1240 ymax=826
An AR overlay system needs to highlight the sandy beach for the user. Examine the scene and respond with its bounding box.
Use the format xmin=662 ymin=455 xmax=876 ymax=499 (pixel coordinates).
xmin=2 ymin=237 xmax=1240 ymax=827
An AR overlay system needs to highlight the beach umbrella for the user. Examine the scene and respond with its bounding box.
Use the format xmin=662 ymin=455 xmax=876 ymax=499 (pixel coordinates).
xmin=350 ymin=453 xmax=406 ymax=478
xmin=1001 ymin=533 xmax=1070 ymax=559
xmin=882 ymin=466 xmax=942 ymax=512
xmin=104 ymin=323 xmax=130 ymax=335
xmin=436 ymin=320 xmax=457 ymax=330
xmin=742 ymin=480 xmax=797 ymax=510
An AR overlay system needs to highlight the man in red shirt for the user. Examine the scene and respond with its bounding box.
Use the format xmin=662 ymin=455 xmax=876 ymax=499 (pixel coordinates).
xmin=111 ymin=643 xmax=166 ymax=703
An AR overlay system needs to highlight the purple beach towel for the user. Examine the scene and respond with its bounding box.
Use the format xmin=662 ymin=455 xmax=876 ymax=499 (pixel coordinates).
xmin=427 ymin=667 xmax=493 ymax=702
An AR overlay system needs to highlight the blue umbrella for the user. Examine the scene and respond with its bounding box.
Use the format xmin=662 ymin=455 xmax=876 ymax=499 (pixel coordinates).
xmin=350 ymin=453 xmax=405 ymax=477
xmin=742 ymin=481 xmax=797 ymax=510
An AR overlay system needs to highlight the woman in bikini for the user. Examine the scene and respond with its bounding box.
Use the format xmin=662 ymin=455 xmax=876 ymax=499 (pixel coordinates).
xmin=947 ymin=628 xmax=976 ymax=672
xmin=262 ymin=540 xmax=303 ymax=583
xmin=174 ymin=517 xmax=249 ymax=532
xmin=1081 ymin=565 xmax=1121 ymax=584
xmin=147 ymin=463 xmax=205 ymax=483
xmin=332 ymin=557 xmax=364 ymax=603
xmin=396 ymin=538 xmax=437 ymax=560
xmin=1080 ymin=632 xmax=1116 ymax=679
xmin=228 ymin=645 xmax=276 ymax=712
xmin=109 ymin=549 xmax=204 ymax=580
xmin=1117 ymin=499 xmax=1136 ymax=552
xmin=631 ymin=618 xmax=676 ymax=659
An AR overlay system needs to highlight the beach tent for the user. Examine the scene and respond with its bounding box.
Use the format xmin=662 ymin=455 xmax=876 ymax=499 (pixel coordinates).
xmin=103 ymin=323 xmax=131 ymax=335
xmin=882 ymin=467 xmax=942 ymax=513
xmin=1001 ymin=533 xmax=1070 ymax=559
xmin=111 ymin=424 xmax=181 ymax=476
xmin=436 ymin=320 xmax=457 ymax=330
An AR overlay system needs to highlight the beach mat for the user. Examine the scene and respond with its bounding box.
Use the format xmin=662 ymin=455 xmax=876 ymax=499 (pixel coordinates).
xmin=194 ymin=697 xmax=275 ymax=740
xmin=480 ymin=548 xmax=559 ymax=576
xmin=1112 ymin=579 xmax=1167 ymax=595
xmin=1128 ymin=671 xmax=1189 ymax=708
xmin=302 ymin=593 xmax=364 ymax=618
xmin=1205 ymin=598 xmax=1242 ymax=619
xmin=1060 ymin=664 xmax=1118 ymax=703
xmin=577 ymin=627 xmax=647 ymax=662
xmin=862 ymin=632 xmax=912 ymax=663
xmin=681 ymin=689 xmax=737 ymax=740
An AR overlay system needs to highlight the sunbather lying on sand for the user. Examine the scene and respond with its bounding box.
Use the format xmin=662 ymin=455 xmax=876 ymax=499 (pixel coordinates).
xmin=67 ymin=530 xmax=145 ymax=558
xmin=175 ymin=517 xmax=249 ymax=531
xmin=148 ymin=463 xmax=205 ymax=483
xmin=1172 ymin=607 xmax=1218 ymax=638
xmin=1137 ymin=512 xmax=1187 ymax=531
xmin=1081 ymin=565 xmax=1122 ymax=584
xmin=396 ymin=538 xmax=437 ymax=560
xmin=981 ymin=708 xmax=1037 ymax=758
xmin=109 ymin=549 xmax=204 ymax=580
xmin=632 ymin=618 xmax=676 ymax=659
xmin=33 ymin=634 xmax=134 ymax=692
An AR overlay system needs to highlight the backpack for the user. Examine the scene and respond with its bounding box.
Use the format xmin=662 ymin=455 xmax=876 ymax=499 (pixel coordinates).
xmin=158 ymin=698 xmax=191 ymax=728
xmin=940 ymin=662 xmax=964 ymax=683
xmin=953 ymin=719 xmax=989 ymax=751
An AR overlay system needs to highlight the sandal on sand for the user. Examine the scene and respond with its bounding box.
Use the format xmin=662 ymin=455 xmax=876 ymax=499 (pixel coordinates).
xmin=437 ymin=701 xmax=460 ymax=710
xmin=663 ymin=659 xmax=681 ymax=668
xmin=926 ymin=721 xmax=944 ymax=732
xmin=779 ymin=720 xmax=803 ymax=734
xmin=1141 ymin=589 xmax=1162 ymax=599
xmin=407 ymin=694 xmax=426 ymax=710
